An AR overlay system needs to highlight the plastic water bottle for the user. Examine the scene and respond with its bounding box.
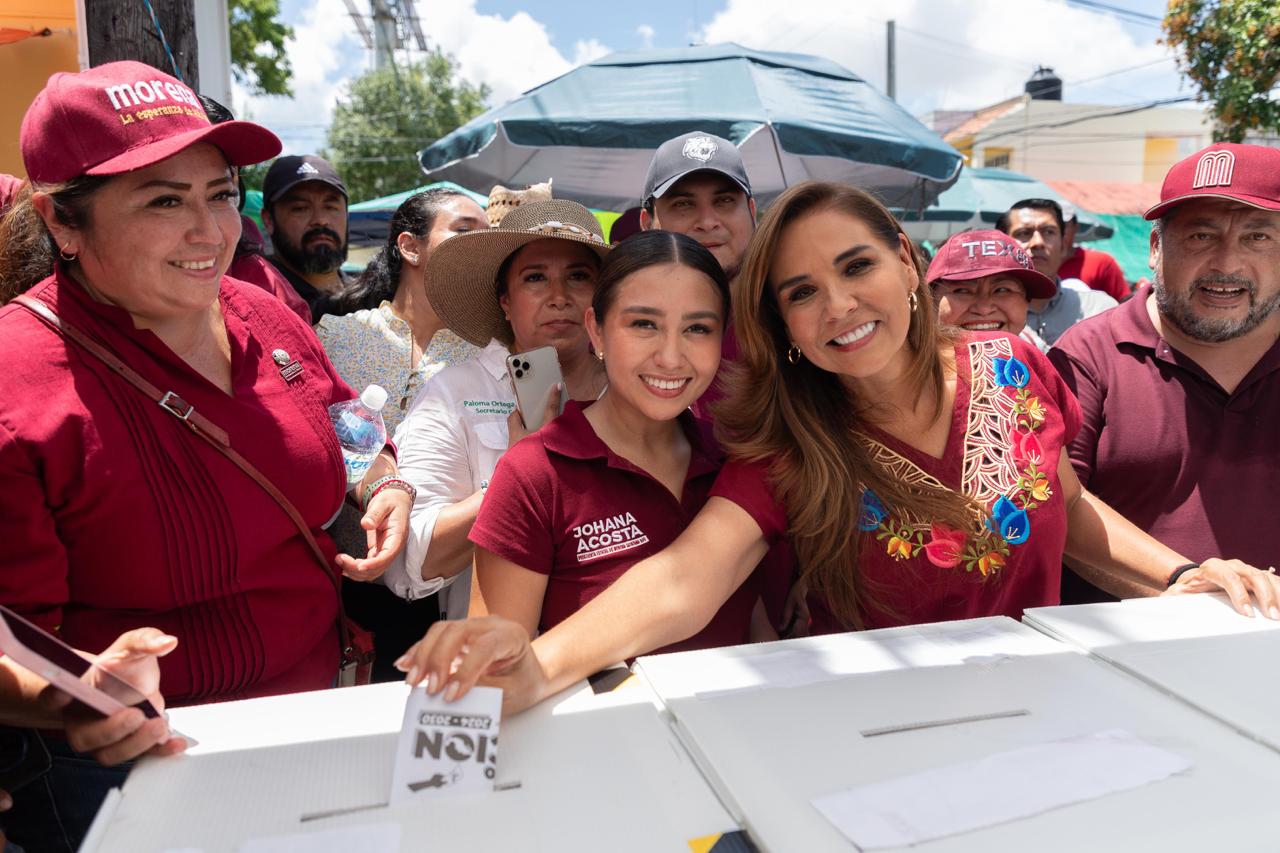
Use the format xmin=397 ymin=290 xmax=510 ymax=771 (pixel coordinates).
xmin=329 ymin=385 xmax=388 ymax=486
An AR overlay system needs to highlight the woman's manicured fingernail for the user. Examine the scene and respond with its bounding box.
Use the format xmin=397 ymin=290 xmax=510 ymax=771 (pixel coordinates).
xmin=1269 ymin=607 xmax=1279 ymax=620
xmin=393 ymin=655 xmax=409 ymax=671
xmin=443 ymin=681 xmax=461 ymax=702
xmin=426 ymin=672 xmax=440 ymax=694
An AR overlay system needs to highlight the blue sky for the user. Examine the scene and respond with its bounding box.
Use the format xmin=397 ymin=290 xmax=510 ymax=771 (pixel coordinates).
xmin=245 ymin=0 xmax=1186 ymax=156
xmin=472 ymin=0 xmax=719 ymax=51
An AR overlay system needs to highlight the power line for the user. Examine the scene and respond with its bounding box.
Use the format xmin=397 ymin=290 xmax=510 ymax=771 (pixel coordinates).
xmin=893 ymin=24 xmax=1034 ymax=71
xmin=968 ymin=96 xmax=1196 ymax=146
xmin=1062 ymin=0 xmax=1164 ymax=26
xmin=1064 ymin=56 xmax=1174 ymax=87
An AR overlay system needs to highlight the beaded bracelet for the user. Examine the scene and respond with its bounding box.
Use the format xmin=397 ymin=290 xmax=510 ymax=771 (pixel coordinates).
xmin=362 ymin=475 xmax=417 ymax=512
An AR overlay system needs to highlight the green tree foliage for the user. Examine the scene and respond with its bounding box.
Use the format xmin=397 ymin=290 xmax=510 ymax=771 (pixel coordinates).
xmin=326 ymin=53 xmax=489 ymax=202
xmin=229 ymin=0 xmax=294 ymax=96
xmin=1164 ymin=0 xmax=1280 ymax=142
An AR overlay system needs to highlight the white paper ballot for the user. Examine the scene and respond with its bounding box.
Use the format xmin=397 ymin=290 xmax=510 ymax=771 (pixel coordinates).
xmin=237 ymin=822 xmax=400 ymax=853
xmin=388 ymin=685 xmax=503 ymax=805
xmin=811 ymin=729 xmax=1192 ymax=849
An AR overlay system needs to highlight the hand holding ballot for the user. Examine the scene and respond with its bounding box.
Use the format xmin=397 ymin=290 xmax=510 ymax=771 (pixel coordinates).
xmin=396 ymin=616 xmax=548 ymax=714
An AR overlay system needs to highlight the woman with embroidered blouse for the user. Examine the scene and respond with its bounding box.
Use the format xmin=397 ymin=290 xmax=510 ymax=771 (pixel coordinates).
xmin=398 ymin=181 xmax=1280 ymax=710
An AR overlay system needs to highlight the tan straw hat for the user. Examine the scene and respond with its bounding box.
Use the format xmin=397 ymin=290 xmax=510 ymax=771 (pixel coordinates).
xmin=425 ymin=199 xmax=610 ymax=347
xmin=486 ymin=179 xmax=553 ymax=226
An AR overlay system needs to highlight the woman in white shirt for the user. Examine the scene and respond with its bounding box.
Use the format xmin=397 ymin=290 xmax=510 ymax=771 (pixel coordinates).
xmin=314 ymin=188 xmax=489 ymax=680
xmin=385 ymin=200 xmax=610 ymax=617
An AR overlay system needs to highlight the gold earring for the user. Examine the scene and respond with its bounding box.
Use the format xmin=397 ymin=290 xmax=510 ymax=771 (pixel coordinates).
xmin=908 ymin=290 xmax=919 ymax=312
xmin=786 ymin=344 xmax=802 ymax=365
xmin=596 ymin=350 xmax=605 ymax=362
xmin=59 ymin=244 xmax=78 ymax=262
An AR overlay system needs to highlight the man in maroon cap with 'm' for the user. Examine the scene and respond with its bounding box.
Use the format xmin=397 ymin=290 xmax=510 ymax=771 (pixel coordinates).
xmin=1049 ymin=143 xmax=1280 ymax=603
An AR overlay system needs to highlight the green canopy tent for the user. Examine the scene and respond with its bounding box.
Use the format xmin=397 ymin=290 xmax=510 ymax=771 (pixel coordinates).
xmin=1079 ymin=214 xmax=1154 ymax=284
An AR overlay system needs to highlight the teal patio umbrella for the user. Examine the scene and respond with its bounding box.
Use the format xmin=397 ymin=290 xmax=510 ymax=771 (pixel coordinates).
xmin=896 ymin=167 xmax=1114 ymax=245
xmin=346 ymin=181 xmax=488 ymax=248
xmin=418 ymin=43 xmax=963 ymax=211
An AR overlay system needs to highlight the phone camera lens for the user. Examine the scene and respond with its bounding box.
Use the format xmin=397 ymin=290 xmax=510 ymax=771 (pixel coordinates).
xmin=520 ymin=361 xmax=530 ymax=370
xmin=514 ymin=369 xmax=524 ymax=378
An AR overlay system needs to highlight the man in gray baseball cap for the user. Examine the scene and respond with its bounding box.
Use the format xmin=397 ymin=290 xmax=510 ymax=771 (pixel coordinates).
xmin=639 ymin=131 xmax=756 ymax=280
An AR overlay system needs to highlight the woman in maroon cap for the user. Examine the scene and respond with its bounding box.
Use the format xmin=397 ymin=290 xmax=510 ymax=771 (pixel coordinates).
xmin=398 ymin=181 xmax=1280 ymax=712
xmin=927 ymin=229 xmax=1056 ymax=353
xmin=0 ymin=62 xmax=413 ymax=849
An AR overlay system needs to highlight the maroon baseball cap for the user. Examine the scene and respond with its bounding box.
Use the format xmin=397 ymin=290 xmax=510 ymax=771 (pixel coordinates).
xmin=1144 ymin=143 xmax=1280 ymax=220
xmin=927 ymin=230 xmax=1056 ymax=299
xmin=20 ymin=60 xmax=280 ymax=185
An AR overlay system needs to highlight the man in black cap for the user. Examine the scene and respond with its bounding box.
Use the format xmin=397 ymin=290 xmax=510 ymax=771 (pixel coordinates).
xmin=639 ymin=132 xmax=805 ymax=638
xmin=261 ymin=154 xmax=352 ymax=322
xmin=639 ymin=131 xmax=756 ymax=280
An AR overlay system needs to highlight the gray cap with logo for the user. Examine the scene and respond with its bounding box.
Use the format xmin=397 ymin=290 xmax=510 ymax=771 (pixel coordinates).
xmin=642 ymin=131 xmax=752 ymax=205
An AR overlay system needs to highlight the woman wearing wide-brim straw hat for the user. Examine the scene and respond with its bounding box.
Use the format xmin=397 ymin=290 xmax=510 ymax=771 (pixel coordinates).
xmin=384 ymin=198 xmax=610 ymax=621
xmin=425 ymin=198 xmax=611 ymax=348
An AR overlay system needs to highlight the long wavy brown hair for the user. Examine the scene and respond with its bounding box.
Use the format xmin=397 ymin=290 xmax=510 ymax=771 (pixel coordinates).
xmin=713 ymin=181 xmax=976 ymax=629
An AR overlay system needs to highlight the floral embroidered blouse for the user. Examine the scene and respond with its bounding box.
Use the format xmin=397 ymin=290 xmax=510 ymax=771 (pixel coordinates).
xmin=710 ymin=332 xmax=1082 ymax=632
xmin=315 ymin=301 xmax=480 ymax=434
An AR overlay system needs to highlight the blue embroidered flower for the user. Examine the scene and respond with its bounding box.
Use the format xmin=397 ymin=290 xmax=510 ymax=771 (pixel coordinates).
xmin=988 ymin=495 xmax=1031 ymax=545
xmin=993 ymin=356 xmax=1030 ymax=389
xmin=857 ymin=489 xmax=888 ymax=532
xmin=998 ymin=508 xmax=1030 ymax=545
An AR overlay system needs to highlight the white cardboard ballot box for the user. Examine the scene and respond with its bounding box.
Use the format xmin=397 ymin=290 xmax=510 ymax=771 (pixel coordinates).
xmin=634 ymin=616 xmax=1280 ymax=852
xmin=81 ymin=678 xmax=741 ymax=853
xmin=1024 ymin=593 xmax=1280 ymax=753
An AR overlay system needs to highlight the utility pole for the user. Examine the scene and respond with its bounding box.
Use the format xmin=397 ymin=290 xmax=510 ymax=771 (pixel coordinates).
xmin=83 ymin=0 xmax=199 ymax=86
xmin=886 ymin=19 xmax=896 ymax=102
xmin=371 ymin=0 xmax=397 ymax=70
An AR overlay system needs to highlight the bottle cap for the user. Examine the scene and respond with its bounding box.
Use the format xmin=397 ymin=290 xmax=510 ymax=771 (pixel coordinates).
xmin=360 ymin=384 xmax=388 ymax=411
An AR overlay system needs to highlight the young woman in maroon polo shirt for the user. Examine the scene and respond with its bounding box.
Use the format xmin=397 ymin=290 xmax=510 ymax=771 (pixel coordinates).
xmin=466 ymin=231 xmax=771 ymax=651
xmin=399 ymin=182 xmax=1280 ymax=711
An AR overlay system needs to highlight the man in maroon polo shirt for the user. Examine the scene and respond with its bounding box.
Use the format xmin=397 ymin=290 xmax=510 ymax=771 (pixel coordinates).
xmin=1049 ymin=143 xmax=1280 ymax=602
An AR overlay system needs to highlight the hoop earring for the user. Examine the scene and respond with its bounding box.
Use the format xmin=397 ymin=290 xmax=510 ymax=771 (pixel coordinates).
xmin=59 ymin=244 xmax=78 ymax=262
xmin=908 ymin=290 xmax=919 ymax=312
xmin=786 ymin=344 xmax=802 ymax=365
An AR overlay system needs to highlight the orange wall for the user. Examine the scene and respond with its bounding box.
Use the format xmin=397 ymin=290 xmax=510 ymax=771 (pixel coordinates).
xmin=0 ymin=0 xmax=80 ymax=179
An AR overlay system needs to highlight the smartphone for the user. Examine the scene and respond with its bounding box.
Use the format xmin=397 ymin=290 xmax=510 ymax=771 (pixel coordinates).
xmin=0 ymin=606 xmax=159 ymax=719
xmin=506 ymin=346 xmax=567 ymax=432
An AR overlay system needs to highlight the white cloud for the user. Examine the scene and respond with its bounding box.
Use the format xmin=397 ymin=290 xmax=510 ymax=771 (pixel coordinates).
xmin=573 ymin=38 xmax=611 ymax=66
xmin=232 ymin=0 xmax=364 ymax=154
xmin=698 ymin=0 xmax=1181 ymax=116
xmin=637 ymin=24 xmax=656 ymax=49
xmin=236 ymin=0 xmax=611 ymax=155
